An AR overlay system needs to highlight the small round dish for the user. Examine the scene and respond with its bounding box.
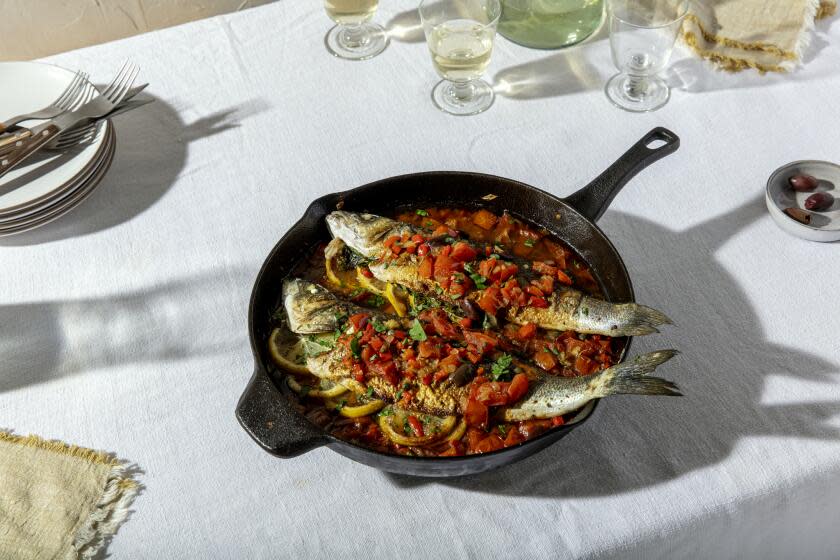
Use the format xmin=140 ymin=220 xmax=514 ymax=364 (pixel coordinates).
xmin=766 ymin=160 xmax=840 ymax=243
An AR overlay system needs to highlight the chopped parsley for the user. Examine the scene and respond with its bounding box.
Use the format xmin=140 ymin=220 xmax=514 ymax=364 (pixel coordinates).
xmin=334 ymin=399 xmax=347 ymax=411
xmin=464 ymin=262 xmax=488 ymax=289
xmin=372 ymin=320 xmax=388 ymax=332
xmin=523 ymin=238 xmax=536 ymax=248
xmin=497 ymin=424 xmax=508 ymax=437
xmin=365 ymin=386 xmax=375 ymax=398
xmin=365 ymin=294 xmax=387 ymax=308
xmin=416 ymin=209 xmax=429 ymax=216
xmin=490 ymin=353 xmax=514 ymax=381
xmin=350 ymin=335 xmax=362 ymax=359
xmin=409 ymin=319 xmax=427 ymax=342
xmin=378 ymin=406 xmax=394 ymax=417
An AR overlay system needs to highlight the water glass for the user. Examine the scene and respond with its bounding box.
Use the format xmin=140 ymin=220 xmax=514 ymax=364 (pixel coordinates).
xmin=324 ymin=0 xmax=389 ymax=60
xmin=605 ymin=0 xmax=688 ymax=112
xmin=419 ymin=0 xmax=502 ymax=116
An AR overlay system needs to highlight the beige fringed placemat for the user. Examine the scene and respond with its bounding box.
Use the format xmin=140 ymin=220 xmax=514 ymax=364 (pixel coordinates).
xmin=0 ymin=432 xmax=139 ymax=560
xmin=683 ymin=0 xmax=837 ymax=73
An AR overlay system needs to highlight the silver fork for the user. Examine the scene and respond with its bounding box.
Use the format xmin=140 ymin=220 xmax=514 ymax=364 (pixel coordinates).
xmin=0 ymin=71 xmax=88 ymax=134
xmin=0 ymin=62 xmax=139 ymax=176
xmin=46 ymin=82 xmax=149 ymax=150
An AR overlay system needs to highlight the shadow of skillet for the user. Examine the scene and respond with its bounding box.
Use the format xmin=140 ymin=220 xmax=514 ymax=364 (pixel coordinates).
xmin=0 ymin=95 xmax=267 ymax=247
xmin=385 ymin=7 xmax=425 ymax=43
xmin=0 ymin=270 xmax=248 ymax=393
xmin=383 ymin=196 xmax=839 ymax=497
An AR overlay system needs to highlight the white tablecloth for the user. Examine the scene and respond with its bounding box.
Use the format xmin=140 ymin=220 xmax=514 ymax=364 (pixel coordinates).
xmin=2 ymin=3 xmax=839 ymax=558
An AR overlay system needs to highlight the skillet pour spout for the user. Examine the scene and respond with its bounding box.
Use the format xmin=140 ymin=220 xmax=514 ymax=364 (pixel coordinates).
xmin=236 ymin=127 xmax=680 ymax=477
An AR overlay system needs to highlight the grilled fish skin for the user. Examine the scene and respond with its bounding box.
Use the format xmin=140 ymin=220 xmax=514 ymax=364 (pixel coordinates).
xmin=282 ymin=279 xmax=682 ymax=420
xmin=326 ymin=210 xmax=672 ymax=337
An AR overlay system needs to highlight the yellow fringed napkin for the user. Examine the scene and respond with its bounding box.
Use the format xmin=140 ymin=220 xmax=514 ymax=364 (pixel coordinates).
xmin=0 ymin=432 xmax=139 ymax=560
xmin=683 ymin=0 xmax=837 ymax=73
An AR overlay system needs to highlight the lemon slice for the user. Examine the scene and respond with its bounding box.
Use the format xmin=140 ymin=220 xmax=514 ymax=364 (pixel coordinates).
xmin=287 ymin=376 xmax=349 ymax=398
xmin=378 ymin=409 xmax=457 ymax=447
xmin=384 ymin=283 xmax=408 ymax=317
xmin=338 ymin=399 xmax=386 ymax=418
xmin=268 ymin=327 xmax=312 ymax=375
xmin=356 ymin=267 xmax=387 ymax=295
xmin=325 ymin=238 xmax=346 ymax=287
xmin=447 ymin=419 xmax=467 ymax=442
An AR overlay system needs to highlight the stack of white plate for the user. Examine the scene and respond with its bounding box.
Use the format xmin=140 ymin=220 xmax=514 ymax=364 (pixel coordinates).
xmin=0 ymin=62 xmax=115 ymax=236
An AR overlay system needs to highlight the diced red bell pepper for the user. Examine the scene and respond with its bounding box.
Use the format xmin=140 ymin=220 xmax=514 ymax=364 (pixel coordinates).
xmin=472 ymin=209 xmax=498 ymax=230
xmin=464 ymin=399 xmax=489 ymax=429
xmin=556 ymin=269 xmax=573 ymax=285
xmin=516 ymin=323 xmax=537 ymax=340
xmin=419 ymin=256 xmax=434 ymax=279
xmin=474 ymin=434 xmax=504 ymax=453
xmin=407 ymin=416 xmax=424 ymax=437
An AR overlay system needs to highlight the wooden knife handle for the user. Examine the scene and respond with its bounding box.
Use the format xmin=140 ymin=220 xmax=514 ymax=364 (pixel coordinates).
xmin=0 ymin=129 xmax=33 ymax=152
xmin=0 ymin=124 xmax=59 ymax=179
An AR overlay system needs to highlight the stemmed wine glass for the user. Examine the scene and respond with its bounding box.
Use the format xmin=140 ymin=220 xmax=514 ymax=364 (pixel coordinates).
xmin=605 ymin=0 xmax=688 ymax=112
xmin=324 ymin=0 xmax=389 ymax=60
xmin=419 ymin=0 xmax=502 ymax=116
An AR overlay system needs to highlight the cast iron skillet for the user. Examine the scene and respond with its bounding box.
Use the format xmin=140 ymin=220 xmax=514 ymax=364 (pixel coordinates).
xmin=236 ymin=127 xmax=680 ymax=477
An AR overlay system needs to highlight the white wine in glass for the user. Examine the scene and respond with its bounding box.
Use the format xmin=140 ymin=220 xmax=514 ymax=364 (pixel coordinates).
xmin=428 ymin=20 xmax=494 ymax=82
xmin=323 ymin=0 xmax=388 ymax=60
xmin=324 ymin=0 xmax=379 ymax=25
xmin=419 ymin=0 xmax=501 ymax=116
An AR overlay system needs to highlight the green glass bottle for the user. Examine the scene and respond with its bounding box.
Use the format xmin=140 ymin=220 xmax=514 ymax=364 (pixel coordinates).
xmin=498 ymin=0 xmax=604 ymax=50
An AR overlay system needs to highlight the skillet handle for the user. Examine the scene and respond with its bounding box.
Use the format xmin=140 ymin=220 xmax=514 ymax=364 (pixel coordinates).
xmin=564 ymin=127 xmax=680 ymax=222
xmin=236 ymin=367 xmax=330 ymax=457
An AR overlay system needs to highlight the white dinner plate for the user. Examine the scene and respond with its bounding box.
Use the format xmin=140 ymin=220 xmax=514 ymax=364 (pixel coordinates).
xmin=0 ymin=126 xmax=116 ymax=236
xmin=0 ymin=62 xmax=111 ymax=216
xmin=0 ymin=123 xmax=113 ymax=224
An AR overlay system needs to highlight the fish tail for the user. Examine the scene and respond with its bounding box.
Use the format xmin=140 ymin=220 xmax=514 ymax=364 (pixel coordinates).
xmin=582 ymin=298 xmax=673 ymax=336
xmin=590 ymin=350 xmax=682 ymax=397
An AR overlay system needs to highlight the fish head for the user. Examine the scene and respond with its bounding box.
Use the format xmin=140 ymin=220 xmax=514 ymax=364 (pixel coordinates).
xmin=282 ymin=278 xmax=345 ymax=334
xmin=326 ymin=211 xmax=405 ymax=259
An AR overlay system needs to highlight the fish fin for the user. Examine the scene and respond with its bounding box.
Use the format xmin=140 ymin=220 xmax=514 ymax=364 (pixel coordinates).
xmin=591 ymin=350 xmax=682 ymax=397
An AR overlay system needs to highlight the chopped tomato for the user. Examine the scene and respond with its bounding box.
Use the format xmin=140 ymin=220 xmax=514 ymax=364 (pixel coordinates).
xmin=532 ymin=261 xmax=557 ymax=276
xmin=534 ymin=350 xmax=557 ymax=371
xmin=417 ymin=340 xmax=441 ymax=359
xmin=359 ymin=268 xmax=373 ymax=278
xmin=504 ymin=427 xmax=524 ymax=447
xmin=433 ymin=369 xmax=450 ymax=383
xmin=431 ymin=225 xmax=451 ymax=238
xmin=348 ymin=313 xmax=369 ymax=331
xmin=556 ymin=269 xmax=573 ymax=285
xmin=411 ymin=234 xmax=425 ymax=244
xmin=507 ymin=373 xmax=529 ymax=402
xmin=465 ymin=400 xmax=489 ymax=429
xmin=434 ymin=253 xmax=458 ymax=283
xmin=450 ymin=242 xmax=478 ymax=262
xmin=497 ymin=263 xmax=519 ymax=282
xmin=467 ymin=428 xmax=484 ymax=450
xmin=352 ymin=363 xmax=366 ymax=383
xmin=516 ymin=323 xmax=537 ymax=340
xmin=574 ymin=354 xmax=599 ymax=376
xmin=459 ymin=317 xmax=472 ymax=328
xmin=463 ymin=331 xmax=499 ymax=354
xmin=535 ymin=275 xmax=554 ymax=294
xmin=477 ymin=259 xmax=496 ymax=279
xmin=526 ymin=285 xmax=544 ymax=297
xmin=417 ymin=243 xmax=431 ymax=257
xmin=472 ymin=209 xmax=498 ymax=230
xmin=370 ymin=359 xmax=399 ymax=385
xmin=383 ymin=235 xmax=400 ymax=249
xmin=418 ymin=256 xmax=434 ymax=279
xmin=552 ymin=416 xmax=566 ymax=427
xmin=529 ymin=297 xmax=548 ymax=308
xmin=474 ymin=434 xmax=504 ymax=453
xmin=475 ymin=382 xmax=510 ymax=406
xmin=477 ymin=286 xmax=503 ymax=315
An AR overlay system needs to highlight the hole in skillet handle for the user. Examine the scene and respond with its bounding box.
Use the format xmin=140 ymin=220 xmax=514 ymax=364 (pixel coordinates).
xmin=564 ymin=127 xmax=680 ymax=223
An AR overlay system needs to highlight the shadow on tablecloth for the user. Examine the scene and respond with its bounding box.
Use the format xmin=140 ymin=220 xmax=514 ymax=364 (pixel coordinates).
xmin=0 ymin=95 xmax=266 ymax=247
xmin=0 ymin=270 xmax=249 ymax=393
xmin=384 ymin=196 xmax=839 ymax=497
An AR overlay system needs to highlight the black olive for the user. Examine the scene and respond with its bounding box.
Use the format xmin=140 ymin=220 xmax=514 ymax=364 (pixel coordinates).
xmin=458 ymin=298 xmax=481 ymax=320
xmin=450 ymin=364 xmax=475 ymax=387
xmin=804 ymin=192 xmax=834 ymax=211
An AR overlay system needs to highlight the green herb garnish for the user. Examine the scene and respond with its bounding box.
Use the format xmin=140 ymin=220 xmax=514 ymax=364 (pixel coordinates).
xmin=365 ymin=294 xmax=387 ymax=308
xmin=490 ymin=353 xmax=514 ymax=381
xmin=409 ymin=319 xmax=427 ymax=341
xmin=350 ymin=335 xmax=362 ymax=359
xmin=497 ymin=424 xmax=508 ymax=437
xmin=335 ymin=399 xmax=347 ymax=411
xmin=365 ymin=386 xmax=375 ymax=398
xmin=416 ymin=209 xmax=429 ymax=216
xmin=524 ymin=239 xmax=536 ymax=248
xmin=372 ymin=320 xmax=388 ymax=332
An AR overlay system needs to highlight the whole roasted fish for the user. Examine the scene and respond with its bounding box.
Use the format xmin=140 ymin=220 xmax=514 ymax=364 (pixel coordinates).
xmin=283 ymin=278 xmax=681 ymax=421
xmin=326 ymin=211 xmax=672 ymax=337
